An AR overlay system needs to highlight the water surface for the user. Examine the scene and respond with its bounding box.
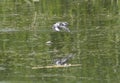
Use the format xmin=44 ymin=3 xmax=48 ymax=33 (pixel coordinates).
xmin=0 ymin=0 xmax=120 ymax=83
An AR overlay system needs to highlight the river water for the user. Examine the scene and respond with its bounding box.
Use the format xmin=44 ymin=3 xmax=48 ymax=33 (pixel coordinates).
xmin=0 ymin=0 xmax=120 ymax=83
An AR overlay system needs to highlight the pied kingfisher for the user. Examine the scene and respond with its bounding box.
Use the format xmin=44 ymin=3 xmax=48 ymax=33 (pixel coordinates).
xmin=54 ymin=54 xmax=74 ymax=65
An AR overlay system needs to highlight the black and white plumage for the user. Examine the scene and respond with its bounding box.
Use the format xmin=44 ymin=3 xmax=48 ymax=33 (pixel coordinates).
xmin=52 ymin=22 xmax=70 ymax=32
xmin=54 ymin=54 xmax=74 ymax=65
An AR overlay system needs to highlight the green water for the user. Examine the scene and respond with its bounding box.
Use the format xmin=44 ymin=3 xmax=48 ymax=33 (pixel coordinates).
xmin=0 ymin=0 xmax=120 ymax=83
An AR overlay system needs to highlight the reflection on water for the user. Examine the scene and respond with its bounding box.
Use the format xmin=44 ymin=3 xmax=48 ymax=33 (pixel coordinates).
xmin=0 ymin=0 xmax=120 ymax=83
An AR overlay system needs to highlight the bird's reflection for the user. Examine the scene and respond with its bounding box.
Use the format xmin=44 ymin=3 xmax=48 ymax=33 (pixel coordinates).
xmin=52 ymin=22 xmax=70 ymax=32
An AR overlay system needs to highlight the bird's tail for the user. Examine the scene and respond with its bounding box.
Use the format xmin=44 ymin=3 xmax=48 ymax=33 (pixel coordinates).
xmin=66 ymin=53 xmax=75 ymax=60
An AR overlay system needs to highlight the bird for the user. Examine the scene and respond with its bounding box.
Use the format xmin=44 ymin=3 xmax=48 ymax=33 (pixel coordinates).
xmin=54 ymin=54 xmax=74 ymax=65
xmin=52 ymin=22 xmax=70 ymax=32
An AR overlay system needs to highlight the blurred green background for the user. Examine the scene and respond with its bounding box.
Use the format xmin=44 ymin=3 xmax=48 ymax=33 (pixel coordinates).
xmin=0 ymin=0 xmax=120 ymax=83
